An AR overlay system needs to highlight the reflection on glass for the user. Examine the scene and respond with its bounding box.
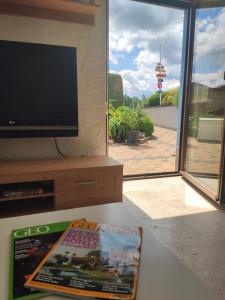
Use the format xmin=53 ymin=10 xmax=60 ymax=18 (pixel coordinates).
xmin=185 ymin=6 xmax=225 ymax=195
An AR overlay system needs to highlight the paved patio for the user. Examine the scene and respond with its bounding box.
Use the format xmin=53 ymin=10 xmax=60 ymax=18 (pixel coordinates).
xmin=109 ymin=126 xmax=177 ymax=176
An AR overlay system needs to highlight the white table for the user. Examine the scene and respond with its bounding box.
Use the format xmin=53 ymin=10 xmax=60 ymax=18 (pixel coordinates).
xmin=0 ymin=203 xmax=219 ymax=300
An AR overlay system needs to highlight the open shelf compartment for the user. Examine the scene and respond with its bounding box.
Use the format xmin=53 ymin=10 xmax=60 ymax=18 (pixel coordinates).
xmin=0 ymin=180 xmax=54 ymax=202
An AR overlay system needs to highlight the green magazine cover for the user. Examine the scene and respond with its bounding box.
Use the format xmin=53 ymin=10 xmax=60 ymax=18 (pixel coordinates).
xmin=9 ymin=220 xmax=70 ymax=300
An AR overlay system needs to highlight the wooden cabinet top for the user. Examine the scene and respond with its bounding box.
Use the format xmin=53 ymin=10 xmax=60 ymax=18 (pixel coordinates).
xmin=0 ymin=0 xmax=100 ymax=25
xmin=0 ymin=156 xmax=123 ymax=176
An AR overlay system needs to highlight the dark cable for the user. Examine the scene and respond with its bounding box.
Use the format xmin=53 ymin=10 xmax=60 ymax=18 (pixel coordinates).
xmin=54 ymin=138 xmax=67 ymax=158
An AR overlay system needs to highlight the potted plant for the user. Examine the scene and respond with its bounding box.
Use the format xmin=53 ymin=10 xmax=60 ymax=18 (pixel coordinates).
xmin=126 ymin=129 xmax=139 ymax=145
xmin=109 ymin=104 xmax=154 ymax=145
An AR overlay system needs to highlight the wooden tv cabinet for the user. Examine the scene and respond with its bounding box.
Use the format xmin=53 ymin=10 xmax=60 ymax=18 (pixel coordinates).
xmin=0 ymin=156 xmax=123 ymax=212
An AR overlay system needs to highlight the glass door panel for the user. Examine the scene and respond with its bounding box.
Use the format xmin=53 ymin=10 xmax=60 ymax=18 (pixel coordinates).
xmin=185 ymin=4 xmax=225 ymax=197
xmin=108 ymin=0 xmax=188 ymax=177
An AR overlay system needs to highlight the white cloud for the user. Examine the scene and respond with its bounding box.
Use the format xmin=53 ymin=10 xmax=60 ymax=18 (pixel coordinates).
xmin=194 ymin=7 xmax=225 ymax=85
xmin=193 ymin=71 xmax=225 ymax=88
xmin=109 ymin=0 xmax=184 ymax=97
xmin=109 ymin=2 xmax=225 ymax=96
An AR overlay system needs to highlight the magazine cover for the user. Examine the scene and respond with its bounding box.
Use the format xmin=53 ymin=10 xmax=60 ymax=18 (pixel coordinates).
xmin=25 ymin=220 xmax=142 ymax=300
xmin=9 ymin=220 xmax=70 ymax=300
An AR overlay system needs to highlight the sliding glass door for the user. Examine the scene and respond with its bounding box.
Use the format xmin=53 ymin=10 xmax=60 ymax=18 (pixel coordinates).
xmin=183 ymin=2 xmax=225 ymax=200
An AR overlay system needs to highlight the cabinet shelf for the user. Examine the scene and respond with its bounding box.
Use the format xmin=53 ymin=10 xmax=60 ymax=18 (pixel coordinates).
xmin=0 ymin=192 xmax=55 ymax=202
xmin=0 ymin=180 xmax=54 ymax=203
xmin=0 ymin=196 xmax=54 ymax=218
xmin=0 ymin=156 xmax=123 ymax=218
xmin=0 ymin=0 xmax=99 ymax=25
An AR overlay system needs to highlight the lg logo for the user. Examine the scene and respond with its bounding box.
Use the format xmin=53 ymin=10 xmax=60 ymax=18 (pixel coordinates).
xmin=9 ymin=120 xmax=16 ymax=125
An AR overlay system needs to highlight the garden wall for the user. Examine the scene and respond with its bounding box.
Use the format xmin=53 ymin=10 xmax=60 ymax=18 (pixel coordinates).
xmin=0 ymin=0 xmax=107 ymax=160
xmin=143 ymin=106 xmax=178 ymax=131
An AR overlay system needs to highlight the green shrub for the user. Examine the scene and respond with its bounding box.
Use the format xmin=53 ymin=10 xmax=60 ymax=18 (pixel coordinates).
xmin=161 ymin=87 xmax=179 ymax=107
xmin=109 ymin=117 xmax=130 ymax=142
xmin=124 ymin=95 xmax=140 ymax=109
xmin=109 ymin=98 xmax=123 ymax=109
xmin=109 ymin=106 xmax=135 ymax=142
xmin=188 ymin=114 xmax=199 ymax=137
xmin=109 ymin=105 xmax=154 ymax=142
xmin=162 ymin=89 xmax=174 ymax=105
xmin=148 ymin=93 xmax=160 ymax=106
xmin=172 ymin=87 xmax=180 ymax=107
xmin=138 ymin=115 xmax=154 ymax=136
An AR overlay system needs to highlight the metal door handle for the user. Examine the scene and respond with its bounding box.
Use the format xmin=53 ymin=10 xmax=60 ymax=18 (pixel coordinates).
xmin=77 ymin=180 xmax=98 ymax=185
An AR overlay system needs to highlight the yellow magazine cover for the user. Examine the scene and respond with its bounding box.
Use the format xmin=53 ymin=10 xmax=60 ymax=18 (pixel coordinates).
xmin=25 ymin=220 xmax=142 ymax=300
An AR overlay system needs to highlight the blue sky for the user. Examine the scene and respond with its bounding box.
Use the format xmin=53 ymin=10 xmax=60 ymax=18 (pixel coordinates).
xmin=109 ymin=48 xmax=139 ymax=73
xmin=193 ymin=7 xmax=225 ymax=87
xmin=109 ymin=0 xmax=184 ymax=98
xmin=109 ymin=1 xmax=225 ymax=97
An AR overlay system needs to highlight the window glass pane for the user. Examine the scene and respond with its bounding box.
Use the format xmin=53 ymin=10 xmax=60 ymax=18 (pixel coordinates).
xmin=185 ymin=6 xmax=225 ymax=195
xmin=108 ymin=0 xmax=185 ymax=176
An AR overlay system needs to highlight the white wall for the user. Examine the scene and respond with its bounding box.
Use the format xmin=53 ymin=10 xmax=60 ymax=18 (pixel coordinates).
xmin=143 ymin=106 xmax=178 ymax=131
xmin=0 ymin=0 xmax=107 ymax=160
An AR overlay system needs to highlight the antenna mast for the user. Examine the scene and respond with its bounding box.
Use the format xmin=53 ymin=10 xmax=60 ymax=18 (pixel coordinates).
xmin=155 ymin=44 xmax=166 ymax=105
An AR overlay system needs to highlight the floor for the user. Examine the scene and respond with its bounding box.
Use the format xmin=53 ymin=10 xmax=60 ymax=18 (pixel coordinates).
xmin=109 ymin=126 xmax=177 ymax=175
xmin=123 ymin=176 xmax=225 ymax=300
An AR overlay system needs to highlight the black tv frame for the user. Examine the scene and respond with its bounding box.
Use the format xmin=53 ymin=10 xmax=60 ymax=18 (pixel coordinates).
xmin=0 ymin=40 xmax=79 ymax=139
xmin=0 ymin=128 xmax=78 ymax=139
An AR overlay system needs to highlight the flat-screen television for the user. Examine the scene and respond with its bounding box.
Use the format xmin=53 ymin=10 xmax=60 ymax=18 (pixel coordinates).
xmin=0 ymin=40 xmax=78 ymax=138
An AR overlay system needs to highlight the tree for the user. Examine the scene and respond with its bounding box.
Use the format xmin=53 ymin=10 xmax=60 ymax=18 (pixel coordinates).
xmin=147 ymin=93 xmax=160 ymax=107
xmin=162 ymin=87 xmax=179 ymax=106
xmin=124 ymin=95 xmax=140 ymax=109
xmin=141 ymin=94 xmax=147 ymax=101
xmin=172 ymin=87 xmax=180 ymax=107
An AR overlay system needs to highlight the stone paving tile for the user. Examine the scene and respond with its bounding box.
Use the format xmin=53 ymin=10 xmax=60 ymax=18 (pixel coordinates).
xmin=109 ymin=126 xmax=177 ymax=176
xmin=109 ymin=125 xmax=221 ymax=176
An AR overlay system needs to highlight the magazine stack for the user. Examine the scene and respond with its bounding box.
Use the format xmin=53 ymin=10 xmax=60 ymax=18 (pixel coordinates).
xmin=9 ymin=219 xmax=142 ymax=300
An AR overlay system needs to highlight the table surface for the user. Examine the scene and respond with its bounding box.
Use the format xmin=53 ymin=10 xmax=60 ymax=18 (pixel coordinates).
xmin=0 ymin=203 xmax=219 ymax=300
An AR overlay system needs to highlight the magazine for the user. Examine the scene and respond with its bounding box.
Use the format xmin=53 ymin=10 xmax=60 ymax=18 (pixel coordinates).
xmin=9 ymin=220 xmax=70 ymax=300
xmin=25 ymin=220 xmax=142 ymax=300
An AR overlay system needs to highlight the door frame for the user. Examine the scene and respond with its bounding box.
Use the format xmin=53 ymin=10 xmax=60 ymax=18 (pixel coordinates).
xmin=107 ymin=0 xmax=225 ymax=204
xmin=107 ymin=0 xmax=192 ymax=179
xmin=180 ymin=1 xmax=225 ymax=204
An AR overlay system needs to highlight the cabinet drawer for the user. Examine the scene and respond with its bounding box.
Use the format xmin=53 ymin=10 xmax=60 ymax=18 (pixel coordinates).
xmin=55 ymin=170 xmax=116 ymax=210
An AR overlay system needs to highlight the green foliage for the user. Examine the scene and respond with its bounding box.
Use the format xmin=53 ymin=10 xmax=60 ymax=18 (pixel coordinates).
xmin=141 ymin=94 xmax=147 ymax=101
xmin=109 ymin=99 xmax=123 ymax=109
xmin=162 ymin=87 xmax=179 ymax=106
xmin=138 ymin=115 xmax=154 ymax=137
xmin=108 ymin=73 xmax=124 ymax=107
xmin=148 ymin=93 xmax=160 ymax=106
xmin=141 ymin=88 xmax=180 ymax=108
xmin=109 ymin=117 xmax=128 ymax=143
xmin=124 ymin=94 xmax=141 ymax=109
xmin=109 ymin=106 xmax=135 ymax=142
xmin=142 ymin=92 xmax=161 ymax=107
xmin=108 ymin=102 xmax=115 ymax=117
xmin=172 ymin=87 xmax=180 ymax=107
xmin=188 ymin=111 xmax=216 ymax=137
xmin=188 ymin=113 xmax=199 ymax=137
xmin=162 ymin=89 xmax=174 ymax=105
xmin=109 ymin=105 xmax=154 ymax=142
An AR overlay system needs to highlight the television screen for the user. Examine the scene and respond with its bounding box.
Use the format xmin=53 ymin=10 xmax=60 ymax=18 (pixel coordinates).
xmin=0 ymin=40 xmax=78 ymax=138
